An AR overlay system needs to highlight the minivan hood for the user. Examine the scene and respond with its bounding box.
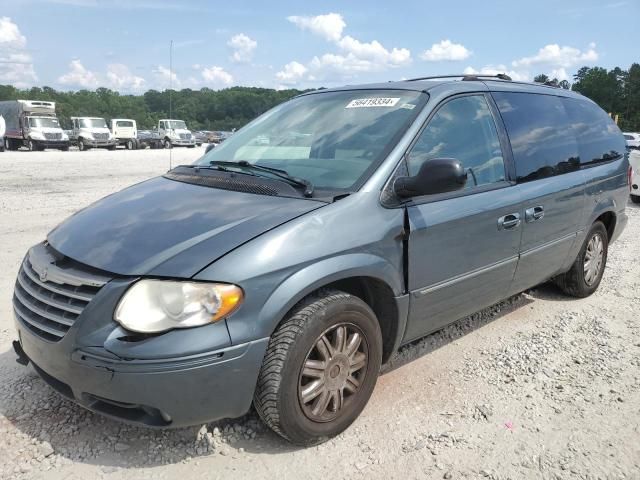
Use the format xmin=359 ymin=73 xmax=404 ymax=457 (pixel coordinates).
xmin=47 ymin=176 xmax=325 ymax=278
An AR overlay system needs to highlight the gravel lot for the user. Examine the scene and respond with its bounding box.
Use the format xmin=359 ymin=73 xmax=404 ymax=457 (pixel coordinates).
xmin=1 ymin=148 xmax=639 ymax=480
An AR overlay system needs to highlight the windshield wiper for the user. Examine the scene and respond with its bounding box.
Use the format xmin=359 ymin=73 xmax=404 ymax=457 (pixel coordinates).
xmin=209 ymin=160 xmax=314 ymax=197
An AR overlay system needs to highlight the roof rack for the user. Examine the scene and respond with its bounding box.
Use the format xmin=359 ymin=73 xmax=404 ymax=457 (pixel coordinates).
xmin=405 ymin=73 xmax=513 ymax=82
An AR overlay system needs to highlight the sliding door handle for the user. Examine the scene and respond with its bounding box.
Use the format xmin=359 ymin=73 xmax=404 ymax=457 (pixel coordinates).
xmin=525 ymin=206 xmax=544 ymax=222
xmin=498 ymin=213 xmax=521 ymax=230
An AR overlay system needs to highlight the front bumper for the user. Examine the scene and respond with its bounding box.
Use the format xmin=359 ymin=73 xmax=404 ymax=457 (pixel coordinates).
xmin=14 ymin=318 xmax=268 ymax=427
xmin=34 ymin=140 xmax=70 ymax=149
xmin=85 ymin=139 xmax=117 ymax=148
xmin=171 ymin=138 xmax=196 ymax=146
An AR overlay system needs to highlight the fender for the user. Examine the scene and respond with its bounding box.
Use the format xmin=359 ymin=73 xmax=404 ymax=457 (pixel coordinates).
xmin=257 ymin=253 xmax=405 ymax=338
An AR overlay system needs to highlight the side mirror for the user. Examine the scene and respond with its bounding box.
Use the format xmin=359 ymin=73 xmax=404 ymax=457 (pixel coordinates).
xmin=394 ymin=157 xmax=467 ymax=199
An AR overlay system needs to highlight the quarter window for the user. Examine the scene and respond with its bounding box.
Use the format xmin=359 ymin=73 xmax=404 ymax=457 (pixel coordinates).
xmin=561 ymin=97 xmax=625 ymax=167
xmin=493 ymin=92 xmax=579 ymax=182
xmin=407 ymin=95 xmax=506 ymax=189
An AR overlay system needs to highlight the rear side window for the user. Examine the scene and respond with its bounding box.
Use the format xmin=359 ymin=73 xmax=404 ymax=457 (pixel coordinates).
xmin=493 ymin=92 xmax=579 ymax=182
xmin=562 ymin=98 xmax=625 ymax=166
xmin=407 ymin=95 xmax=506 ymax=189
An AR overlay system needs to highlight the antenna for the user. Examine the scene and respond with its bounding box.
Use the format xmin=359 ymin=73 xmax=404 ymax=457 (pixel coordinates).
xmin=168 ymin=39 xmax=173 ymax=170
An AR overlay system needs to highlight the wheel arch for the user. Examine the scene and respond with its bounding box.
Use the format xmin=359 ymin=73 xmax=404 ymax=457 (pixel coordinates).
xmin=258 ymin=254 xmax=407 ymax=364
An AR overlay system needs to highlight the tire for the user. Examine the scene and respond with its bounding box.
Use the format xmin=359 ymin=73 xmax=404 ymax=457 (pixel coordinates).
xmin=60 ymin=146 xmax=69 ymax=152
xmin=107 ymin=145 xmax=116 ymax=151
xmin=188 ymin=144 xmax=196 ymax=148
xmin=555 ymin=221 xmax=608 ymax=298
xmin=133 ymin=138 xmax=140 ymax=150
xmin=164 ymin=138 xmax=172 ymax=149
xmin=27 ymin=139 xmax=36 ymax=152
xmin=631 ymin=195 xmax=640 ymax=204
xmin=254 ymin=289 xmax=382 ymax=446
xmin=78 ymin=138 xmax=87 ymax=151
xmin=126 ymin=139 xmax=133 ymax=150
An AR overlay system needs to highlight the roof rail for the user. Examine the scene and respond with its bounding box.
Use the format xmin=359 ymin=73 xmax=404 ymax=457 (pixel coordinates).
xmin=405 ymin=73 xmax=513 ymax=82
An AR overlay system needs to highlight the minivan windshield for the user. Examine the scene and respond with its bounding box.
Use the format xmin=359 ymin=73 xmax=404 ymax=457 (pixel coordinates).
xmin=198 ymin=90 xmax=426 ymax=190
xmin=28 ymin=117 xmax=60 ymax=128
xmin=79 ymin=118 xmax=107 ymax=128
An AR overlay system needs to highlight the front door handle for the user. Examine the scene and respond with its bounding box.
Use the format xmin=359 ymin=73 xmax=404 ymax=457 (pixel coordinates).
xmin=525 ymin=205 xmax=544 ymax=223
xmin=498 ymin=213 xmax=521 ymax=230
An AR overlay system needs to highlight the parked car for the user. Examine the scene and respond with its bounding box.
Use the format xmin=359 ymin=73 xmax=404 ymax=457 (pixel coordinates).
xmin=68 ymin=117 xmax=117 ymax=151
xmin=630 ymin=149 xmax=640 ymax=203
xmin=12 ymin=75 xmax=629 ymax=446
xmin=624 ymin=132 xmax=640 ymax=149
xmin=193 ymin=130 xmax=210 ymax=146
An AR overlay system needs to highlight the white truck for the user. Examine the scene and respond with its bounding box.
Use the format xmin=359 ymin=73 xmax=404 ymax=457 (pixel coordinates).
xmin=157 ymin=119 xmax=196 ymax=148
xmin=0 ymin=100 xmax=70 ymax=151
xmin=68 ymin=117 xmax=117 ymax=151
xmin=110 ymin=118 xmax=138 ymax=149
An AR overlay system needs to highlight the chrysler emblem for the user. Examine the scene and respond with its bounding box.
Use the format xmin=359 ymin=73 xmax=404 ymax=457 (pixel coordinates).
xmin=39 ymin=268 xmax=48 ymax=282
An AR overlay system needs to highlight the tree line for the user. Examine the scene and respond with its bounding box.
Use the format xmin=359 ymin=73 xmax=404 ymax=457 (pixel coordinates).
xmin=0 ymin=63 xmax=638 ymax=132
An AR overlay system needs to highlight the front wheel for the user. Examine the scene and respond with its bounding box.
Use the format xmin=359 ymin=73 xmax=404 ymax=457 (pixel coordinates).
xmin=27 ymin=139 xmax=36 ymax=151
xmin=164 ymin=138 xmax=172 ymax=149
xmin=78 ymin=138 xmax=88 ymax=151
xmin=254 ymin=290 xmax=382 ymax=445
xmin=555 ymin=221 xmax=608 ymax=297
xmin=126 ymin=139 xmax=133 ymax=150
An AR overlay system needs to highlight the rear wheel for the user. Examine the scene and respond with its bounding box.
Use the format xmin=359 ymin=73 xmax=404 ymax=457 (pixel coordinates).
xmin=631 ymin=195 xmax=640 ymax=204
xmin=555 ymin=221 xmax=608 ymax=298
xmin=254 ymin=290 xmax=382 ymax=445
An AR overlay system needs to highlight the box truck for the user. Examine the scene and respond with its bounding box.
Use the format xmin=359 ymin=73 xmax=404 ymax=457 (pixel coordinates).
xmin=0 ymin=100 xmax=69 ymax=151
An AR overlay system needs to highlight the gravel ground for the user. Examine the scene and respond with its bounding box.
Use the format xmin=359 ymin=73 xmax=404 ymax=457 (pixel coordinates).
xmin=0 ymin=148 xmax=639 ymax=480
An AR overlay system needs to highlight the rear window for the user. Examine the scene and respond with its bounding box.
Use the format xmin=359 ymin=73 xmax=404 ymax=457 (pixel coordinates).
xmin=116 ymin=120 xmax=134 ymax=127
xmin=493 ymin=92 xmax=579 ymax=182
xmin=561 ymin=98 xmax=624 ymax=167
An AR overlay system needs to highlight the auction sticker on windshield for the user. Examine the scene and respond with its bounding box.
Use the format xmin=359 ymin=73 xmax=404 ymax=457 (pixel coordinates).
xmin=345 ymin=97 xmax=401 ymax=108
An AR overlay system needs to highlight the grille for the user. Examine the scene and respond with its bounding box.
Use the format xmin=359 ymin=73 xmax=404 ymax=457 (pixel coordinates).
xmin=179 ymin=133 xmax=191 ymax=140
xmin=44 ymin=132 xmax=62 ymax=140
xmin=93 ymin=133 xmax=109 ymax=141
xmin=13 ymin=243 xmax=110 ymax=342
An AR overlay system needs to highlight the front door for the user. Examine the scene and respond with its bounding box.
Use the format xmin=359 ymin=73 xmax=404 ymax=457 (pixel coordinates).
xmin=403 ymin=93 xmax=521 ymax=343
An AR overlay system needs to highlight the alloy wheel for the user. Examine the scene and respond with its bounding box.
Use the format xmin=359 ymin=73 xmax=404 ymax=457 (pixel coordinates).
xmin=584 ymin=232 xmax=604 ymax=286
xmin=298 ymin=323 xmax=368 ymax=423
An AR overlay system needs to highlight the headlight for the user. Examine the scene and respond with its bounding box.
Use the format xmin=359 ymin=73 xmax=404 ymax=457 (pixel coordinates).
xmin=84 ymin=132 xmax=94 ymax=140
xmin=114 ymin=280 xmax=243 ymax=333
xmin=30 ymin=132 xmax=45 ymax=140
xmin=61 ymin=132 xmax=69 ymax=140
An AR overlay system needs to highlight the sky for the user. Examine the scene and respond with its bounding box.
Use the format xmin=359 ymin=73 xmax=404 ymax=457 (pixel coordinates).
xmin=0 ymin=0 xmax=638 ymax=93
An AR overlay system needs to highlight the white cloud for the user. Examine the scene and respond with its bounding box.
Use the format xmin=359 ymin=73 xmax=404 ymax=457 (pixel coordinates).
xmin=421 ymin=40 xmax=471 ymax=61
xmin=153 ymin=64 xmax=180 ymax=87
xmin=201 ymin=65 xmax=233 ymax=86
xmin=463 ymin=65 xmax=529 ymax=82
xmin=276 ymin=61 xmax=308 ymax=84
xmin=512 ymin=43 xmax=598 ymax=68
xmin=279 ymin=12 xmax=411 ymax=85
xmin=227 ymin=33 xmax=257 ymax=63
xmin=287 ymin=13 xmax=345 ymax=42
xmin=0 ymin=17 xmax=37 ymax=88
xmin=549 ymin=67 xmax=569 ymax=81
xmin=106 ymin=63 xmax=145 ymax=90
xmin=58 ymin=60 xmax=99 ymax=88
xmin=0 ymin=16 xmax=26 ymax=47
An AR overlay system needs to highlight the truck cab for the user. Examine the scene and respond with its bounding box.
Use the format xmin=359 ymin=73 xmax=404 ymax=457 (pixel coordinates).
xmin=70 ymin=117 xmax=117 ymax=151
xmin=157 ymin=119 xmax=196 ymax=148
xmin=110 ymin=119 xmax=138 ymax=149
xmin=0 ymin=100 xmax=69 ymax=151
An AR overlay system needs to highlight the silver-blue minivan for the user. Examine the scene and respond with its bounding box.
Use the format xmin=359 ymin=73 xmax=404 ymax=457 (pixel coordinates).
xmin=12 ymin=75 xmax=630 ymax=445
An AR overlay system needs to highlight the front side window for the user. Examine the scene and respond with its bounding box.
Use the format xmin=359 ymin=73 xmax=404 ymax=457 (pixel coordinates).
xmin=199 ymin=90 xmax=426 ymax=190
xmin=407 ymin=95 xmax=506 ymax=189
xmin=493 ymin=92 xmax=579 ymax=182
